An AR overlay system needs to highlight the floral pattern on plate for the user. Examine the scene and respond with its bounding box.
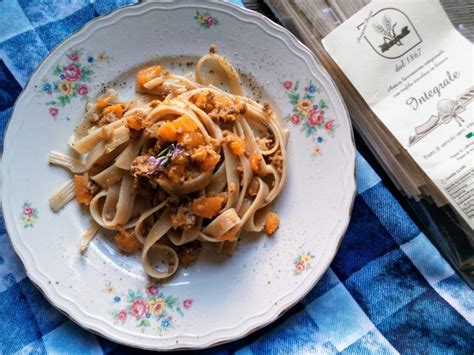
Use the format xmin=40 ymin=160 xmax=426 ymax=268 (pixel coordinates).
xmin=39 ymin=48 xmax=111 ymax=118
xmin=20 ymin=202 xmax=39 ymax=228
xmin=293 ymin=252 xmax=315 ymax=275
xmin=109 ymin=283 xmax=193 ymax=331
xmin=283 ymin=80 xmax=337 ymax=156
xmin=194 ymin=11 xmax=219 ymax=29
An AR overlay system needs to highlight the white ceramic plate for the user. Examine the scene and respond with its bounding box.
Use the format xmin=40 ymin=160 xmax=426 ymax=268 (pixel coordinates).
xmin=3 ymin=0 xmax=355 ymax=350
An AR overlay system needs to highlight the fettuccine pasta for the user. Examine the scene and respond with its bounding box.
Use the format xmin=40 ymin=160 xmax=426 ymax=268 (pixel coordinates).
xmin=49 ymin=48 xmax=288 ymax=279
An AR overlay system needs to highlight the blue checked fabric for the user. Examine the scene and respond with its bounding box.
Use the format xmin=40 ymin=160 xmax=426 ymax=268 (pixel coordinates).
xmin=0 ymin=1 xmax=473 ymax=354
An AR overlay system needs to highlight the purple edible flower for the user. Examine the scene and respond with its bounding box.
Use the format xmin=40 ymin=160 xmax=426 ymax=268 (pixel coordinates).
xmin=148 ymin=156 xmax=159 ymax=165
xmin=171 ymin=143 xmax=184 ymax=159
xmin=146 ymin=144 xmax=184 ymax=175
xmin=147 ymin=156 xmax=168 ymax=174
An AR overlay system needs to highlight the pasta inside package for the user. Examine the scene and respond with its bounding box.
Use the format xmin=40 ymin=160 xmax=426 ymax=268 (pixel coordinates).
xmin=49 ymin=49 xmax=288 ymax=279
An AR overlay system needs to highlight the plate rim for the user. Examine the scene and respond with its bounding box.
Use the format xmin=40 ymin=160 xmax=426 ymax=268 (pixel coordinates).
xmin=2 ymin=0 xmax=356 ymax=350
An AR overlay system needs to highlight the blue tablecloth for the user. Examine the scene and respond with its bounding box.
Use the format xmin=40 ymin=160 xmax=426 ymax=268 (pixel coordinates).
xmin=0 ymin=0 xmax=472 ymax=353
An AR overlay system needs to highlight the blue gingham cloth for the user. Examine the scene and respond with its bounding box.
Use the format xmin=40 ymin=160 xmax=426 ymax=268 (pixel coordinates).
xmin=0 ymin=1 xmax=473 ymax=353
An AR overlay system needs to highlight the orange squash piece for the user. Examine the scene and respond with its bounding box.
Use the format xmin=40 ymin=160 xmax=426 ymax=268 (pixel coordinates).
xmin=74 ymin=174 xmax=94 ymax=206
xmin=192 ymin=92 xmax=216 ymax=111
xmin=127 ymin=114 xmax=147 ymax=130
xmin=157 ymin=122 xmax=178 ymax=141
xmin=178 ymin=131 xmax=204 ymax=148
xmin=192 ymin=196 xmax=224 ymax=218
xmin=157 ymin=115 xmax=198 ymax=142
xmin=95 ymin=96 xmax=112 ymax=109
xmin=103 ymin=104 xmax=124 ymax=118
xmin=193 ymin=93 xmax=207 ymax=107
xmin=249 ymin=152 xmax=261 ymax=173
xmin=229 ymin=137 xmax=246 ymax=156
xmin=263 ymin=212 xmax=279 ymax=235
xmin=136 ymin=65 xmax=163 ymax=86
xmin=115 ymin=229 xmax=141 ymax=253
xmin=175 ymin=115 xmax=198 ymax=133
xmin=200 ymin=149 xmax=221 ymax=171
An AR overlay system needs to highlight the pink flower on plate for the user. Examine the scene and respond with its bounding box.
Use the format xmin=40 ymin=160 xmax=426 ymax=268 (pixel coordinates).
xmin=76 ymin=84 xmax=89 ymax=96
xmin=146 ymin=285 xmax=159 ymax=296
xmin=117 ymin=310 xmax=127 ymax=321
xmin=49 ymin=107 xmax=59 ymax=117
xmin=206 ymin=17 xmax=214 ymax=27
xmin=324 ymin=119 xmax=335 ymax=131
xmin=67 ymin=52 xmax=79 ymax=62
xmin=183 ymin=299 xmax=193 ymax=310
xmin=283 ymin=81 xmax=292 ymax=90
xmin=130 ymin=300 xmax=147 ymax=318
xmin=24 ymin=208 xmax=33 ymax=217
xmin=63 ymin=64 xmax=82 ymax=82
xmin=295 ymin=262 xmax=305 ymax=272
xmin=307 ymin=108 xmax=323 ymax=126
xmin=290 ymin=114 xmax=302 ymax=125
